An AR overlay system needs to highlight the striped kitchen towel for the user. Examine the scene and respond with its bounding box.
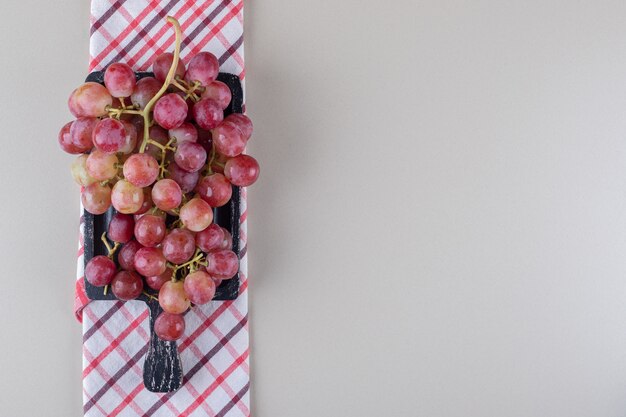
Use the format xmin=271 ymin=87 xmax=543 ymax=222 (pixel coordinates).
xmin=74 ymin=1 xmax=250 ymax=416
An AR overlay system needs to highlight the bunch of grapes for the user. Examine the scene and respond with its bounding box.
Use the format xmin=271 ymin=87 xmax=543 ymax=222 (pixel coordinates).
xmin=58 ymin=44 xmax=259 ymax=342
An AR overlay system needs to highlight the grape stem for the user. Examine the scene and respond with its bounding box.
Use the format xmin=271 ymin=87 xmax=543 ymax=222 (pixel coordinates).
xmin=101 ymin=232 xmax=120 ymax=258
xmin=170 ymin=249 xmax=207 ymax=279
xmin=139 ymin=16 xmax=183 ymax=153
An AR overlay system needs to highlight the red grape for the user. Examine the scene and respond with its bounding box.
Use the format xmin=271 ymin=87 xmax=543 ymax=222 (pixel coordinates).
xmin=111 ymin=271 xmax=143 ymax=301
xmin=179 ymin=198 xmax=213 ymax=232
xmin=69 ymin=117 xmax=97 ymax=152
xmin=82 ymin=183 xmax=112 ymax=215
xmin=71 ymin=154 xmax=96 ymax=186
xmin=196 ymin=173 xmax=232 ymax=207
xmin=154 ymin=312 xmax=185 ymax=341
xmin=134 ymin=214 xmax=166 ymax=247
xmin=152 ymin=179 xmax=182 ymax=211
xmin=123 ymin=153 xmax=159 ymax=187
xmin=159 ymin=281 xmax=190 ymax=314
xmin=197 ymin=128 xmax=213 ymax=154
xmin=145 ymin=268 xmax=173 ymax=291
xmin=195 ymin=223 xmax=225 ymax=252
xmin=166 ymin=162 xmax=200 ymax=193
xmin=85 ymin=255 xmax=117 ymax=287
xmin=86 ymin=150 xmax=118 ymax=181
xmin=225 ymin=114 xmax=253 ymax=140
xmin=118 ymin=239 xmax=143 ymax=271
xmin=119 ymin=120 xmax=138 ymax=154
xmin=221 ymin=228 xmax=233 ymax=250
xmin=162 ymin=228 xmax=196 ymax=264
xmin=107 ymin=213 xmax=135 ymax=243
xmin=154 ymin=93 xmax=188 ymax=129
xmin=183 ymin=270 xmax=216 ymax=305
xmin=212 ymin=121 xmax=246 ymax=157
xmin=174 ymin=141 xmax=207 ymax=173
xmin=185 ymin=52 xmax=219 ymax=86
xmin=206 ymin=250 xmax=239 ymax=279
xmin=134 ymin=247 xmax=167 ymax=277
xmin=192 ymin=98 xmax=223 ymax=130
xmin=68 ymin=82 xmax=112 ymax=118
xmin=143 ymin=125 xmax=169 ymax=159
xmin=134 ymin=188 xmax=153 ymax=215
xmin=224 ymin=155 xmax=260 ymax=186
xmin=152 ymin=52 xmax=186 ymax=82
xmin=93 ymin=118 xmax=127 ymax=153
xmin=169 ymin=122 xmax=198 ymax=144
xmin=59 ymin=122 xmax=82 ymax=154
xmin=131 ymin=77 xmax=161 ymax=109
xmin=210 ymin=152 xmax=228 ymax=174
xmin=201 ymin=80 xmax=231 ymax=109
xmin=104 ymin=62 xmax=136 ymax=97
xmin=111 ymin=179 xmax=144 ymax=214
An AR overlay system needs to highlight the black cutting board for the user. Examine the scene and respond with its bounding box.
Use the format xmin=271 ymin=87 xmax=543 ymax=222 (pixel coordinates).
xmin=83 ymin=71 xmax=243 ymax=393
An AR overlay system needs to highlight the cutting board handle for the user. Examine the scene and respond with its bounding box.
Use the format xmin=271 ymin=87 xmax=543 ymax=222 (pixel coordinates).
xmin=143 ymin=300 xmax=184 ymax=392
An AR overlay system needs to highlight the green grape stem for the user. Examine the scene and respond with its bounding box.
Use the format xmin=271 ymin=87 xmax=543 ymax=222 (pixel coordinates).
xmin=139 ymin=16 xmax=183 ymax=153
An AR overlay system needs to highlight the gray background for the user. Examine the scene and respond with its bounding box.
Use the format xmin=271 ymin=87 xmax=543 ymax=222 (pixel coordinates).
xmin=2 ymin=0 xmax=626 ymax=416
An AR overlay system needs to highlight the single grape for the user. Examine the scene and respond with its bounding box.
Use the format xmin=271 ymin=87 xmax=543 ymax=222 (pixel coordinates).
xmin=166 ymin=162 xmax=200 ymax=193
xmin=210 ymin=152 xmax=228 ymax=174
xmin=151 ymin=179 xmax=183 ymax=211
xmin=68 ymin=82 xmax=112 ymax=118
xmin=174 ymin=141 xmax=207 ymax=173
xmin=192 ymin=98 xmax=223 ymax=130
xmin=134 ymin=247 xmax=167 ymax=277
xmin=185 ymin=52 xmax=219 ymax=86
xmin=111 ymin=271 xmax=143 ymax=301
xmin=212 ymin=121 xmax=246 ymax=157
xmin=220 ymin=227 xmax=233 ymax=250
xmin=123 ymin=153 xmax=159 ymax=187
xmin=154 ymin=93 xmax=188 ymax=129
xmin=107 ymin=213 xmax=134 ymax=243
xmin=169 ymin=122 xmax=198 ymax=143
xmin=197 ymin=128 xmax=213 ymax=154
xmin=71 ymin=154 xmax=96 ymax=186
xmin=179 ymin=198 xmax=213 ymax=232
xmin=143 ymin=125 xmax=169 ymax=159
xmin=104 ymin=62 xmax=136 ymax=97
xmin=134 ymin=187 xmax=154 ymax=215
xmin=134 ymin=214 xmax=166 ymax=247
xmin=201 ymin=80 xmax=231 ymax=109
xmin=152 ymin=52 xmax=186 ymax=82
xmin=92 ymin=118 xmax=127 ymax=153
xmin=195 ymin=223 xmax=225 ymax=252
xmin=118 ymin=120 xmax=138 ymax=154
xmin=206 ymin=250 xmax=239 ymax=279
xmin=111 ymin=179 xmax=144 ymax=214
xmin=196 ymin=173 xmax=232 ymax=207
xmin=69 ymin=117 xmax=97 ymax=152
xmin=82 ymin=183 xmax=112 ymax=215
xmin=59 ymin=122 xmax=82 ymax=154
xmin=159 ymin=281 xmax=190 ymax=314
xmin=131 ymin=77 xmax=161 ymax=109
xmin=145 ymin=267 xmax=173 ymax=291
xmin=224 ymin=154 xmax=260 ymax=186
xmin=183 ymin=270 xmax=216 ymax=305
xmin=84 ymin=255 xmax=117 ymax=287
xmin=154 ymin=312 xmax=185 ymax=341
xmin=86 ymin=150 xmax=118 ymax=181
xmin=117 ymin=239 xmax=143 ymax=271
xmin=225 ymin=114 xmax=253 ymax=140
xmin=161 ymin=228 xmax=196 ymax=264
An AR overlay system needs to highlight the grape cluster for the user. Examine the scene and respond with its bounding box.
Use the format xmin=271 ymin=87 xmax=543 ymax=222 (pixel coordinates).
xmin=59 ymin=44 xmax=259 ymax=342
